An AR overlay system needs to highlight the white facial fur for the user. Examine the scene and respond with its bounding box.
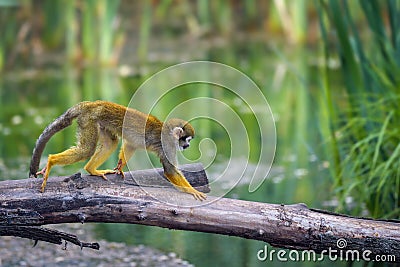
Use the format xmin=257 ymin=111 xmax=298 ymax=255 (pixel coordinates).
xmin=172 ymin=127 xmax=184 ymax=140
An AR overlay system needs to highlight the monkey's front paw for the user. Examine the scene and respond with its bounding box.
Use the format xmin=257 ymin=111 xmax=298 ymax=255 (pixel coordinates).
xmin=113 ymin=160 xmax=125 ymax=179
xmin=36 ymin=166 xmax=47 ymax=177
xmin=190 ymin=189 xmax=207 ymax=201
xmin=113 ymin=168 xmax=125 ymax=179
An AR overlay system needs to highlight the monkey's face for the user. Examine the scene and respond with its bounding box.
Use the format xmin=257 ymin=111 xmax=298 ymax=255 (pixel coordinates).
xmin=167 ymin=119 xmax=195 ymax=151
xmin=179 ymin=135 xmax=193 ymax=150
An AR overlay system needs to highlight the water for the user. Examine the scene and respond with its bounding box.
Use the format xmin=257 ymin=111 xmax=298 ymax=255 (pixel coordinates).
xmin=0 ymin=41 xmax=340 ymax=266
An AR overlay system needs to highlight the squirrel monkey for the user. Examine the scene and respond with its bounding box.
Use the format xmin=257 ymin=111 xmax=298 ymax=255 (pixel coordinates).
xmin=29 ymin=100 xmax=206 ymax=201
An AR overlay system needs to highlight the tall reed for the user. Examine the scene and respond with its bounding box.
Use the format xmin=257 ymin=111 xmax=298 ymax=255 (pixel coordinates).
xmin=318 ymin=0 xmax=400 ymax=218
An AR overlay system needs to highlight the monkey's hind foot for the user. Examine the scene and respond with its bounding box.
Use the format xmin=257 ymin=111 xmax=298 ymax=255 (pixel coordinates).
xmin=40 ymin=180 xmax=47 ymax=193
xmin=88 ymin=169 xmax=116 ymax=180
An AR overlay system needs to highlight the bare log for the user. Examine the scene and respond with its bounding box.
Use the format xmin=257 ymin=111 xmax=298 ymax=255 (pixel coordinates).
xmin=0 ymin=226 xmax=100 ymax=249
xmin=0 ymin=163 xmax=209 ymax=250
xmin=0 ymin=163 xmax=399 ymax=262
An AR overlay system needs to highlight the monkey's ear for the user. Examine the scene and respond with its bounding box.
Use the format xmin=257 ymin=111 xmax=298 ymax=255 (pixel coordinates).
xmin=172 ymin=127 xmax=184 ymax=139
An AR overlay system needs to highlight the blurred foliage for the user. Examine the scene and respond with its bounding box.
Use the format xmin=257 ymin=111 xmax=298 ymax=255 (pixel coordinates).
xmin=318 ymin=0 xmax=400 ymax=218
xmin=0 ymin=0 xmax=321 ymax=70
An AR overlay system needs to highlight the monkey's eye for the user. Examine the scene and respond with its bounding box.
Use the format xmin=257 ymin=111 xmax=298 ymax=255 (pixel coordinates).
xmin=180 ymin=136 xmax=192 ymax=142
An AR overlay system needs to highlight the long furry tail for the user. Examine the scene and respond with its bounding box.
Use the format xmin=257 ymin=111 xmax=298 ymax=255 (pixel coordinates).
xmin=29 ymin=104 xmax=82 ymax=177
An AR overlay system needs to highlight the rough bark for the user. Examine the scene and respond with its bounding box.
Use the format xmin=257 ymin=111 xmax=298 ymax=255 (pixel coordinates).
xmin=0 ymin=225 xmax=100 ymax=249
xmin=0 ymin=163 xmax=399 ymax=262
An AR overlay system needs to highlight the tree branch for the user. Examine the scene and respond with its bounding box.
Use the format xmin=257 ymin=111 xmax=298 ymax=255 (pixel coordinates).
xmin=0 ymin=163 xmax=399 ymax=262
xmin=0 ymin=225 xmax=100 ymax=249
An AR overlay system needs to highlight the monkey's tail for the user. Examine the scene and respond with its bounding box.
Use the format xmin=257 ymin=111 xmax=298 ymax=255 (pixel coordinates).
xmin=29 ymin=103 xmax=84 ymax=178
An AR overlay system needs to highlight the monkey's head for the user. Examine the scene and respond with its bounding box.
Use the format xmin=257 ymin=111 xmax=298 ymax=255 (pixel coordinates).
xmin=165 ymin=118 xmax=195 ymax=151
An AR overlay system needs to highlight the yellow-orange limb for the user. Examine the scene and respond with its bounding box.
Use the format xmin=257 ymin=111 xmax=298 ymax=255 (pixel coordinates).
xmin=40 ymin=146 xmax=93 ymax=192
xmin=84 ymin=128 xmax=119 ymax=179
xmin=164 ymin=172 xmax=207 ymax=201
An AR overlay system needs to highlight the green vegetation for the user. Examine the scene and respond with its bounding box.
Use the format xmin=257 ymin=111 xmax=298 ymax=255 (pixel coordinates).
xmin=0 ymin=0 xmax=311 ymax=69
xmin=318 ymin=0 xmax=400 ymax=218
xmin=0 ymin=0 xmax=122 ymax=67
